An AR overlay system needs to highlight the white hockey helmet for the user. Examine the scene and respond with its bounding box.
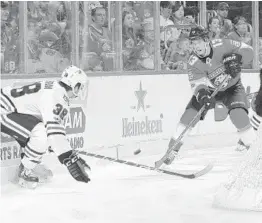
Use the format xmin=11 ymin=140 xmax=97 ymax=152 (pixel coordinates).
xmin=60 ymin=65 xmax=88 ymax=97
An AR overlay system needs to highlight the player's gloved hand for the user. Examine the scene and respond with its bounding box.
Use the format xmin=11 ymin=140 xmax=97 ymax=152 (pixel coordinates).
xmin=58 ymin=150 xmax=91 ymax=183
xmin=223 ymin=53 xmax=242 ymax=78
xmin=196 ymin=88 xmax=213 ymax=108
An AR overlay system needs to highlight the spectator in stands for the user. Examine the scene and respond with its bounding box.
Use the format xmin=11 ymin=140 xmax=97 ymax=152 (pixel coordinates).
xmin=27 ymin=30 xmax=69 ymax=73
xmin=26 ymin=1 xmax=72 ymax=74
xmin=1 ymin=1 xmax=9 ymax=21
xmin=123 ymin=2 xmax=137 ymax=22
xmin=165 ymin=35 xmax=191 ymax=71
xmin=171 ymin=2 xmax=195 ymax=39
xmin=122 ymin=11 xmax=139 ymax=70
xmin=81 ymin=52 xmax=103 ymax=72
xmin=160 ymin=1 xmax=174 ymax=41
xmin=137 ymin=17 xmax=155 ymax=70
xmin=27 ymin=18 xmax=41 ymax=41
xmin=159 ymin=1 xmax=175 ymax=60
xmin=216 ymin=2 xmax=233 ymax=36
xmin=184 ymin=7 xmax=197 ymax=25
xmin=228 ymin=16 xmax=253 ymax=46
xmin=227 ymin=16 xmax=253 ymax=69
xmin=208 ymin=16 xmax=224 ymax=40
xmin=87 ymin=4 xmax=113 ymax=71
xmin=122 ymin=11 xmax=137 ymax=51
xmin=1 ymin=1 xmax=19 ymax=74
xmin=171 ymin=2 xmax=186 ymax=25
xmin=171 ymin=2 xmax=195 ymax=26
xmin=259 ymin=39 xmax=262 ymax=68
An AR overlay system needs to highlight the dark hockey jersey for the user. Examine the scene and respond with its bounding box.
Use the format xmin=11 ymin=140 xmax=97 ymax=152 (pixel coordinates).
xmin=187 ymin=38 xmax=253 ymax=95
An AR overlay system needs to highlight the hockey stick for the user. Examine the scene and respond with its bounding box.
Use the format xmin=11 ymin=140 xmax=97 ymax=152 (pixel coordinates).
xmin=155 ymin=75 xmax=232 ymax=168
xmin=77 ymin=151 xmax=214 ymax=179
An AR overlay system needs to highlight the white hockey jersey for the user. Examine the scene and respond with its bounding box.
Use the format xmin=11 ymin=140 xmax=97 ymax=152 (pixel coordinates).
xmin=1 ymin=80 xmax=70 ymax=138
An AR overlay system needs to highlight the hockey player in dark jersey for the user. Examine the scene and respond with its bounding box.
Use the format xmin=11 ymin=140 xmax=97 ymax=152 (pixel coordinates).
xmin=250 ymin=69 xmax=262 ymax=132
xmin=162 ymin=26 xmax=257 ymax=165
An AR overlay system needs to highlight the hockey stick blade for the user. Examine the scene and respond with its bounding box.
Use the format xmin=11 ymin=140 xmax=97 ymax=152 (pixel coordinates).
xmin=78 ymin=151 xmax=214 ymax=179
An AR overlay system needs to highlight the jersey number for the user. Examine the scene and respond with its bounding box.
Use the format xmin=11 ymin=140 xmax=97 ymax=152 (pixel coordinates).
xmin=11 ymin=82 xmax=41 ymax=98
xmin=53 ymin=103 xmax=68 ymax=120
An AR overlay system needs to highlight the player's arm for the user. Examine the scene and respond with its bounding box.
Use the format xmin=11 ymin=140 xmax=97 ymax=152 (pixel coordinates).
xmin=187 ymin=56 xmax=213 ymax=107
xmin=41 ymin=90 xmax=90 ymax=183
xmin=224 ymin=39 xmax=253 ymax=67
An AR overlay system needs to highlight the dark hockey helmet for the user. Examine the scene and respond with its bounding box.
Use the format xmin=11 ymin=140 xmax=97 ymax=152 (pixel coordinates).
xmin=189 ymin=26 xmax=209 ymax=41
xmin=1 ymin=1 xmax=9 ymax=9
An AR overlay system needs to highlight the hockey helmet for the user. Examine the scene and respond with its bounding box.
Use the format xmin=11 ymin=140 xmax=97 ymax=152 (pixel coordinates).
xmin=189 ymin=26 xmax=209 ymax=41
xmin=60 ymin=65 xmax=88 ymax=97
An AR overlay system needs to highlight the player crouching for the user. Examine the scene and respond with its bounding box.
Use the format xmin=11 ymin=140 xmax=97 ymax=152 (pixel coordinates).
xmin=0 ymin=65 xmax=91 ymax=189
xmin=162 ymin=26 xmax=256 ymax=165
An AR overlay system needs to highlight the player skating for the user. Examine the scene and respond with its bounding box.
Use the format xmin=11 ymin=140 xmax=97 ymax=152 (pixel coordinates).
xmin=159 ymin=26 xmax=256 ymax=166
xmin=0 ymin=65 xmax=91 ymax=188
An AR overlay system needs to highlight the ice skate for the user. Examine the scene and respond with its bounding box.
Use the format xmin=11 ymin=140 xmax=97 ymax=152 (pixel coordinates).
xmin=18 ymin=164 xmax=39 ymax=189
xmin=163 ymin=138 xmax=183 ymax=165
xmin=33 ymin=163 xmax=53 ymax=183
xmin=235 ymin=139 xmax=250 ymax=152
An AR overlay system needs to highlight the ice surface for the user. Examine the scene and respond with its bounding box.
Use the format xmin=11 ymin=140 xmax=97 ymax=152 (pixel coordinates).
xmin=1 ymin=141 xmax=262 ymax=223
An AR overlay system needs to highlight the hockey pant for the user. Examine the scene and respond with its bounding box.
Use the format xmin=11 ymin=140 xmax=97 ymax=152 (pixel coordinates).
xmin=0 ymin=112 xmax=48 ymax=170
xmin=180 ymin=82 xmax=256 ymax=146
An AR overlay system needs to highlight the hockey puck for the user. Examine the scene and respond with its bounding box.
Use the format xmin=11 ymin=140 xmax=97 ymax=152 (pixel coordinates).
xmin=134 ymin=149 xmax=141 ymax=155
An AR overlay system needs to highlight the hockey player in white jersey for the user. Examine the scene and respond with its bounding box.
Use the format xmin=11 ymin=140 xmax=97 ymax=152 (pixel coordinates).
xmin=0 ymin=65 xmax=91 ymax=188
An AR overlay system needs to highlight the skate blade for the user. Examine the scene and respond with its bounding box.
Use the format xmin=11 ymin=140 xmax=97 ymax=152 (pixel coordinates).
xmin=155 ymin=159 xmax=164 ymax=168
xmin=18 ymin=178 xmax=38 ymax=189
xmin=38 ymin=175 xmax=53 ymax=183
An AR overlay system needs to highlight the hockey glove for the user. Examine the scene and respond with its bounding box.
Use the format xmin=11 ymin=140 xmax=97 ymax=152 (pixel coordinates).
xmin=58 ymin=150 xmax=91 ymax=183
xmin=196 ymin=88 xmax=213 ymax=108
xmin=223 ymin=53 xmax=242 ymax=78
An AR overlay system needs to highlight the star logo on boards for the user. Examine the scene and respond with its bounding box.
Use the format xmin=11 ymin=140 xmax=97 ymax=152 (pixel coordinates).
xmin=131 ymin=81 xmax=150 ymax=112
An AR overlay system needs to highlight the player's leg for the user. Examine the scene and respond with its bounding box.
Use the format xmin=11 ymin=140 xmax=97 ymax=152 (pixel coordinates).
xmin=164 ymin=96 xmax=208 ymax=165
xmin=0 ymin=113 xmax=50 ymax=188
xmin=250 ymin=69 xmax=262 ymax=131
xmin=223 ymin=82 xmax=257 ymax=150
xmin=20 ymin=122 xmax=53 ymax=186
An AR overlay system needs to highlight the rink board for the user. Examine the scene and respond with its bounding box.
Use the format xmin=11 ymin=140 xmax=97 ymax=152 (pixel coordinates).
xmin=0 ymin=72 xmax=259 ymax=185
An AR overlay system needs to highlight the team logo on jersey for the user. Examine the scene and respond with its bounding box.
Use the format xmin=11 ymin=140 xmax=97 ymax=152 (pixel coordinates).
xmin=206 ymin=57 xmax=212 ymax=67
xmin=70 ymin=81 xmax=89 ymax=107
xmin=208 ymin=66 xmax=226 ymax=79
xmin=213 ymin=73 xmax=230 ymax=88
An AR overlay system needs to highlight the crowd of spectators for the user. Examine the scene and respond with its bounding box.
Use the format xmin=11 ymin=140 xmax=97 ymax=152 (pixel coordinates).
xmin=1 ymin=1 xmax=262 ymax=74
xmin=1 ymin=1 xmax=19 ymax=74
xmin=26 ymin=1 xmax=72 ymax=73
xmin=158 ymin=1 xmax=255 ymax=71
xmin=80 ymin=1 xmax=115 ymax=72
